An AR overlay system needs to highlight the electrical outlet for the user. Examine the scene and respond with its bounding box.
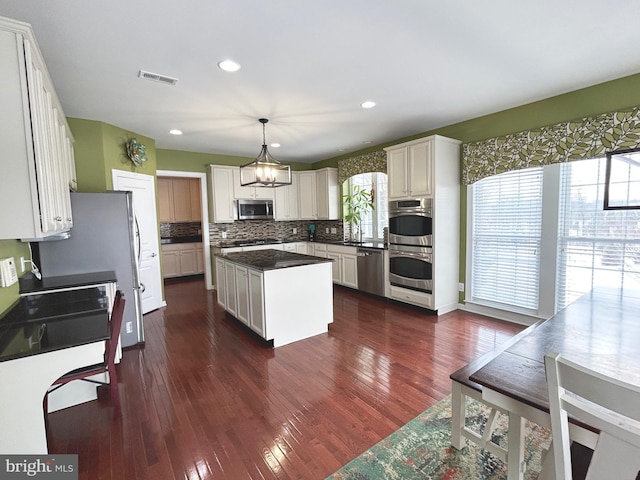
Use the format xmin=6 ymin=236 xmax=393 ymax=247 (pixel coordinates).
xmin=458 ymin=282 xmax=465 ymax=292
xmin=20 ymin=257 xmax=26 ymax=273
xmin=293 ymin=228 xmax=297 ymax=234
xmin=331 ymin=227 xmax=337 ymax=234
xmin=221 ymin=231 xmax=227 ymax=239
xmin=325 ymin=228 xmax=329 ymax=233
xmin=125 ymin=321 xmax=133 ymax=334
xmin=0 ymin=257 xmax=18 ymax=287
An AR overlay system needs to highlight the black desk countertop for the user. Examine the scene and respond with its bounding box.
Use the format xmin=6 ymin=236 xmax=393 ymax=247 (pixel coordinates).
xmin=214 ymin=249 xmax=334 ymax=271
xmin=0 ymin=287 xmax=110 ymax=363
xmin=19 ymin=270 xmax=117 ymax=295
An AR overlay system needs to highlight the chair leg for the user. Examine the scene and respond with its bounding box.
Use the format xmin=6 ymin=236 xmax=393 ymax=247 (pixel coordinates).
xmin=108 ymin=367 xmax=121 ymax=414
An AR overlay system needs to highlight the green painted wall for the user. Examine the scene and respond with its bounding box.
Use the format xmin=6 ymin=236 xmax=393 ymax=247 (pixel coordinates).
xmin=101 ymin=123 xmax=156 ymax=187
xmin=69 ymin=118 xmax=157 ymax=191
xmin=156 ymin=148 xmax=313 ymax=172
xmin=68 ymin=118 xmax=107 ymax=192
xmin=317 ymin=72 xmax=640 ymax=303
xmin=0 ymin=240 xmax=30 ymax=314
xmin=316 ymin=72 xmax=640 ymax=169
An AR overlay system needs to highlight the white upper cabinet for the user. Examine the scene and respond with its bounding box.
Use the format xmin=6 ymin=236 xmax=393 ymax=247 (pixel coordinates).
xmin=0 ymin=17 xmax=76 ymax=240
xmin=298 ymin=168 xmax=339 ymax=220
xmin=316 ymin=168 xmax=339 ymax=220
xmin=297 ymin=172 xmax=317 ymax=219
xmin=232 ymin=168 xmax=274 ymax=200
xmin=208 ymin=165 xmax=235 ymax=223
xmin=386 ymin=139 xmax=433 ymax=199
xmin=274 ymin=172 xmax=300 ymax=221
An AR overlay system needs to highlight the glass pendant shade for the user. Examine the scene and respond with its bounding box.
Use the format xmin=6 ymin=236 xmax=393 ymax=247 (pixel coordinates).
xmin=240 ymin=119 xmax=292 ymax=187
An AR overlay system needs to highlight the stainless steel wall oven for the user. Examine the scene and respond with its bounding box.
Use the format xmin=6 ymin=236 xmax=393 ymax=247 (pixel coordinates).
xmin=388 ymin=198 xmax=434 ymax=293
xmin=389 ymin=244 xmax=433 ymax=293
xmin=388 ymin=198 xmax=433 ymax=246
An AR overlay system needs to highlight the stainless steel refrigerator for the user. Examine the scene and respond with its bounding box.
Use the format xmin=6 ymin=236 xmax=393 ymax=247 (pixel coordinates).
xmin=37 ymin=191 xmax=143 ymax=348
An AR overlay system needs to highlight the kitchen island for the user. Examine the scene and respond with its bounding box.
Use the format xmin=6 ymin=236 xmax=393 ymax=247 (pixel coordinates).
xmin=214 ymin=249 xmax=334 ymax=347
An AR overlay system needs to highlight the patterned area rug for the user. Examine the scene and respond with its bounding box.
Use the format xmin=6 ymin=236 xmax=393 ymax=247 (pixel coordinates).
xmin=326 ymin=394 xmax=551 ymax=480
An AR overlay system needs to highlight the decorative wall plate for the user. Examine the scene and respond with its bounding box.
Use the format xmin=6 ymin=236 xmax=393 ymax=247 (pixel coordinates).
xmin=125 ymin=137 xmax=148 ymax=167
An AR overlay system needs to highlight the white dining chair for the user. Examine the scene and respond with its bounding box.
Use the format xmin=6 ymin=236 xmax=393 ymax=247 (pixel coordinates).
xmin=544 ymin=351 xmax=640 ymax=480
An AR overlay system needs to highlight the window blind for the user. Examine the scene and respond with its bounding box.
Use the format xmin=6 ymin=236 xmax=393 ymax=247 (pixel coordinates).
xmin=556 ymin=158 xmax=640 ymax=310
xmin=471 ymin=167 xmax=543 ymax=311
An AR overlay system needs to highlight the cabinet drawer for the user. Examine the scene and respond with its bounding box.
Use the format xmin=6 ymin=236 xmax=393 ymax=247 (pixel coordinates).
xmin=326 ymin=244 xmax=357 ymax=255
xmin=389 ymin=285 xmax=433 ymax=309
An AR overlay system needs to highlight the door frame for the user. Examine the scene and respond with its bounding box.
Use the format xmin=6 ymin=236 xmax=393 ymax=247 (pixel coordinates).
xmin=157 ymin=170 xmax=213 ymax=290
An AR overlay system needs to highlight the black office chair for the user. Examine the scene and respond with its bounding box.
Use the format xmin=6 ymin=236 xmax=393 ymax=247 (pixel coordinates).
xmin=46 ymin=290 xmax=125 ymax=412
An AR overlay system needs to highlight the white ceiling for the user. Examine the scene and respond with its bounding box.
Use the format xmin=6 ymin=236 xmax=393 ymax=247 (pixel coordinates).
xmin=2 ymin=0 xmax=640 ymax=164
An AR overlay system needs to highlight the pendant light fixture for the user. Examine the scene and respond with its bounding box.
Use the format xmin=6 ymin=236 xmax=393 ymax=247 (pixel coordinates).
xmin=239 ymin=118 xmax=292 ymax=187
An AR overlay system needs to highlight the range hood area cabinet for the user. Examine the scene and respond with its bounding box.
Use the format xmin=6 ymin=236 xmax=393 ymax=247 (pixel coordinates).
xmin=0 ymin=16 xmax=76 ymax=240
xmin=208 ymin=166 xmax=339 ymax=223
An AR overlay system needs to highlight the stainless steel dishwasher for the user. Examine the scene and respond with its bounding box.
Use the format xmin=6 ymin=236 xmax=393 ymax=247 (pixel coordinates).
xmin=356 ymin=247 xmax=385 ymax=296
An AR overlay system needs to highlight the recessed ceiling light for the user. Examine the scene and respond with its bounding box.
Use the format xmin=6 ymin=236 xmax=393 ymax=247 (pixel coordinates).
xmin=362 ymin=141 xmax=372 ymax=144
xmin=270 ymin=143 xmax=281 ymax=148
xmin=361 ymin=101 xmax=376 ymax=109
xmin=217 ymin=59 xmax=241 ymax=72
xmin=169 ymin=129 xmax=183 ymax=135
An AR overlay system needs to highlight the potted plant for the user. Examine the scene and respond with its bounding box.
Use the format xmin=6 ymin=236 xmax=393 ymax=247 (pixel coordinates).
xmin=343 ymin=185 xmax=375 ymax=243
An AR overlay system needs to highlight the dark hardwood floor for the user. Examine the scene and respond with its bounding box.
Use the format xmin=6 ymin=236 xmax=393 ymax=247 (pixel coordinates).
xmin=47 ymin=279 xmax=523 ymax=479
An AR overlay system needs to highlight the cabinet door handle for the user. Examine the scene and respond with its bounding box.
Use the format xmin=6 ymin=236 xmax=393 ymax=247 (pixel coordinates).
xmin=55 ymin=216 xmax=62 ymax=221
xmin=151 ymin=252 xmax=157 ymax=257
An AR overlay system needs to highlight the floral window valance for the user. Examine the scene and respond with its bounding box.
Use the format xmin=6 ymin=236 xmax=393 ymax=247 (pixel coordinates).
xmin=462 ymin=105 xmax=640 ymax=185
xmin=337 ymin=150 xmax=386 ymax=185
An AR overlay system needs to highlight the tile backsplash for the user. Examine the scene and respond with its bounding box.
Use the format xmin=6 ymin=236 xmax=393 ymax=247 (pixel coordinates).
xmin=208 ymin=220 xmax=344 ymax=244
xmin=160 ymin=222 xmax=202 ymax=238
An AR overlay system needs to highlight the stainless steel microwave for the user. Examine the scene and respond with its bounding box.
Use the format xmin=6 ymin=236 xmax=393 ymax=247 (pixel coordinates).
xmin=234 ymin=199 xmax=274 ymax=220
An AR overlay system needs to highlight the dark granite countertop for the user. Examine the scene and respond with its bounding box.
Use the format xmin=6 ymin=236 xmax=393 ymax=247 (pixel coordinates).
xmin=324 ymin=240 xmax=387 ymax=250
xmin=214 ymin=249 xmax=334 ymax=271
xmin=211 ymin=240 xmax=387 ymax=250
xmin=0 ymin=288 xmax=110 ymax=362
xmin=161 ymin=236 xmax=203 ymax=245
xmin=19 ymin=270 xmax=117 ymax=295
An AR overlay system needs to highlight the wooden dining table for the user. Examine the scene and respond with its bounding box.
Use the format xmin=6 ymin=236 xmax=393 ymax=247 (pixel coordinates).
xmin=468 ymin=287 xmax=640 ymax=480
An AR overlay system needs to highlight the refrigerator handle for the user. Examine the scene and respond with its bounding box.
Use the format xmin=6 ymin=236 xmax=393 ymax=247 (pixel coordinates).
xmin=134 ymin=215 xmax=141 ymax=265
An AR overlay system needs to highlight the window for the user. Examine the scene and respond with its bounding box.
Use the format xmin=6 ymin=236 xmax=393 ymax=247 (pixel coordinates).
xmin=346 ymin=172 xmax=388 ymax=241
xmin=470 ymin=167 xmax=543 ymax=312
xmin=556 ymin=158 xmax=640 ymax=310
xmin=468 ymin=157 xmax=640 ymax=319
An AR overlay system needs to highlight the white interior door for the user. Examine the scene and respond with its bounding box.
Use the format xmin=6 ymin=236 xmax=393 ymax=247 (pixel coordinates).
xmin=112 ymin=170 xmax=164 ymax=313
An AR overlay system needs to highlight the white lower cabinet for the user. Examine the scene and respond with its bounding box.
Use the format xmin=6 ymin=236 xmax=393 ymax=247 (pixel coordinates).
xmin=389 ymin=284 xmax=433 ymax=309
xmin=341 ymin=253 xmax=358 ymax=289
xmin=215 ymin=257 xmax=227 ymax=308
xmin=224 ymin=261 xmax=237 ymax=317
xmin=235 ymin=265 xmax=250 ymax=325
xmin=326 ymin=244 xmax=358 ymax=289
xmin=310 ymin=243 xmax=327 ymax=258
xmin=248 ymin=269 xmax=265 ymax=337
xmin=162 ymin=243 xmax=204 ymax=278
xmin=214 ymin=259 xmax=266 ymax=339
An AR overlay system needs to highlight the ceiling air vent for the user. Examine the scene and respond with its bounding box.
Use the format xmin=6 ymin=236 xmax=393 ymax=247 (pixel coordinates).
xmin=137 ymin=70 xmax=178 ymax=86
